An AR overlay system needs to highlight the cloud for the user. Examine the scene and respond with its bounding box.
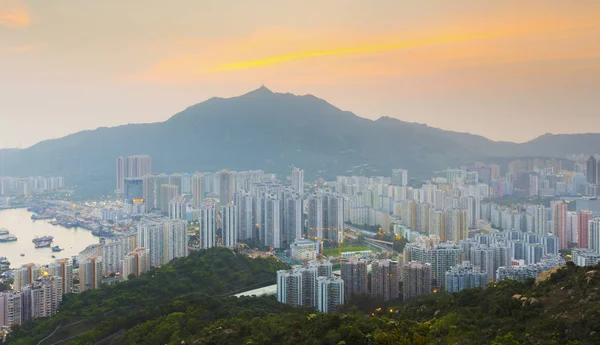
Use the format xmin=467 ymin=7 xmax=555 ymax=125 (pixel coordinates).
xmin=5 ymin=42 xmax=46 ymax=53
xmin=0 ymin=1 xmax=30 ymax=28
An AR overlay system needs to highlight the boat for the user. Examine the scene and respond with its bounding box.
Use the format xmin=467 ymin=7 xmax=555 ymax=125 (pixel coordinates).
xmin=51 ymin=255 xmax=56 ymax=259
xmin=0 ymin=229 xmax=8 ymax=236
xmin=32 ymin=235 xmax=54 ymax=244
xmin=35 ymin=240 xmax=52 ymax=248
xmin=0 ymin=235 xmax=18 ymax=242
xmin=48 ymin=220 xmax=59 ymax=226
xmin=20 ymin=253 xmax=25 ymax=257
xmin=52 ymin=245 xmax=64 ymax=252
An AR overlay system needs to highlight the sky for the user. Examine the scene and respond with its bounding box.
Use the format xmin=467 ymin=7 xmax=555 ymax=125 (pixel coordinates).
xmin=0 ymin=0 xmax=599 ymax=148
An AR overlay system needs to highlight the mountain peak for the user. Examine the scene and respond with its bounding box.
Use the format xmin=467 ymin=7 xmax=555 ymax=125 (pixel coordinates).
xmin=242 ymin=85 xmax=274 ymax=97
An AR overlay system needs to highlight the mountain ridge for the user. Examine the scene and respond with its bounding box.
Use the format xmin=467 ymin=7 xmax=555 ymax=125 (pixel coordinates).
xmin=0 ymin=87 xmax=599 ymax=196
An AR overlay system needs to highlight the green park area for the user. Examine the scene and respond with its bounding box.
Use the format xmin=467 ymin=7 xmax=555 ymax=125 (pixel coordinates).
xmin=322 ymin=246 xmax=372 ymax=257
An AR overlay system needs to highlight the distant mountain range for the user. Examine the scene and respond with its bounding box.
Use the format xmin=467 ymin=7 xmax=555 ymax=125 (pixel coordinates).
xmin=1 ymin=86 xmax=599 ymax=196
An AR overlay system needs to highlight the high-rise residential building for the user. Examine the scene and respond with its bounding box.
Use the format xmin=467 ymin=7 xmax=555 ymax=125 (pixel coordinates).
xmin=587 ymin=156 xmax=597 ymax=184
xmin=218 ymin=170 xmax=233 ymax=205
xmin=371 ymin=259 xmax=400 ymax=301
xmin=404 ymin=242 xmax=462 ymax=288
xmin=445 ymin=208 xmax=468 ymax=242
xmin=199 ymin=203 xmax=217 ymax=249
xmin=317 ymin=276 xmax=344 ymax=313
xmin=532 ymin=205 xmax=548 ymax=235
xmin=578 ymin=210 xmax=593 ymax=248
xmin=237 ymin=192 xmax=254 ymax=240
xmin=142 ymin=175 xmax=156 ymax=211
xmin=126 ymin=155 xmax=152 ymax=180
xmin=122 ymin=247 xmax=150 ymax=280
xmin=78 ymin=256 xmax=103 ymax=293
xmin=0 ymin=291 xmax=23 ymax=327
xmin=137 ymin=220 xmax=164 ymax=267
xmin=341 ymin=257 xmax=369 ymax=299
xmin=552 ymin=201 xmax=568 ymax=250
xmin=117 ymin=155 xmax=152 ymax=194
xmin=13 ymin=263 xmax=40 ymax=291
xmin=116 ymin=156 xmax=126 ymax=194
xmin=392 ymin=169 xmax=409 ymax=186
xmin=276 ymin=270 xmax=303 ymax=307
xmin=99 ymin=241 xmax=123 ymax=275
xmin=307 ymin=192 xmax=344 ymax=244
xmin=292 ymin=168 xmax=305 ymax=195
xmin=283 ymin=193 xmax=303 ymax=245
xmin=590 ymin=218 xmax=600 ymax=255
xmin=168 ymin=196 xmax=186 ymax=220
xmin=192 ymin=173 xmax=204 ymax=209
xmin=47 ymin=258 xmax=73 ymax=295
xmin=159 ymin=184 xmax=179 ymax=213
xmin=154 ymin=174 xmax=170 ymax=210
xmin=445 ymin=262 xmax=488 ymax=293
xmin=222 ymin=204 xmax=238 ymax=247
xmin=402 ymin=261 xmax=432 ymax=300
xmin=263 ymin=193 xmax=282 ymax=249
xmin=124 ymin=178 xmax=143 ymax=202
xmin=21 ymin=277 xmax=62 ymax=320
xmin=164 ymin=220 xmax=188 ymax=263
xmin=169 ymin=174 xmax=183 ymax=195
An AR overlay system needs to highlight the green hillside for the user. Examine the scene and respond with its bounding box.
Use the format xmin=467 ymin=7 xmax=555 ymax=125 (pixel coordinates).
xmin=6 ymin=250 xmax=600 ymax=344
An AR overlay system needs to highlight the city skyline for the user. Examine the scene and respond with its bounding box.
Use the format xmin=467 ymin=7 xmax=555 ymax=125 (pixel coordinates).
xmin=1 ymin=1 xmax=600 ymax=148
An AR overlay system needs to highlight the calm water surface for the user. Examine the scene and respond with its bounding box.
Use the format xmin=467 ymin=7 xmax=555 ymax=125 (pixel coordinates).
xmin=0 ymin=208 xmax=99 ymax=268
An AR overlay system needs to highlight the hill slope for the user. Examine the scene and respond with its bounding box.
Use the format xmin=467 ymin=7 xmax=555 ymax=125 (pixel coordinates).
xmin=1 ymin=87 xmax=599 ymax=196
xmin=6 ymin=252 xmax=600 ymax=345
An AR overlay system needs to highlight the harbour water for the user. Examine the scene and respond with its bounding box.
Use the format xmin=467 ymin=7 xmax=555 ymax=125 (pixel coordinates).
xmin=0 ymin=208 xmax=99 ymax=268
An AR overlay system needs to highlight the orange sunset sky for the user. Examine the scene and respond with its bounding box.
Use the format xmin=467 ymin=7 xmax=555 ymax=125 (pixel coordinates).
xmin=1 ymin=0 xmax=599 ymax=148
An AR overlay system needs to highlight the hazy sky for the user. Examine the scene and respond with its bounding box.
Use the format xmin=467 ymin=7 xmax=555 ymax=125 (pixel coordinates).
xmin=1 ymin=0 xmax=599 ymax=148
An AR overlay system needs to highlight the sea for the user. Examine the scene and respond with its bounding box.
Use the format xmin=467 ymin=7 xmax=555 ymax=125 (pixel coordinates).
xmin=0 ymin=208 xmax=100 ymax=268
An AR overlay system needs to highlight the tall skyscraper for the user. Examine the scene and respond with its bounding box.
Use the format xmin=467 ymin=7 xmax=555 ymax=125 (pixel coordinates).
xmin=401 ymin=261 xmax=432 ymax=300
xmin=137 ymin=219 xmax=187 ymax=267
xmin=317 ymin=276 xmax=344 ymax=313
xmin=169 ymin=174 xmax=183 ymax=195
xmin=78 ymin=256 xmax=103 ymax=293
xmin=218 ymin=170 xmax=233 ymax=205
xmin=291 ymin=168 xmax=304 ymax=195
xmin=578 ymin=210 xmax=593 ymax=248
xmin=341 ymin=257 xmax=368 ymax=299
xmin=587 ymin=156 xmax=597 ymax=184
xmin=552 ymin=201 xmax=568 ymax=250
xmin=222 ymin=204 xmax=238 ymax=247
xmin=192 ymin=173 xmax=203 ymax=209
xmin=199 ymin=203 xmax=217 ymax=249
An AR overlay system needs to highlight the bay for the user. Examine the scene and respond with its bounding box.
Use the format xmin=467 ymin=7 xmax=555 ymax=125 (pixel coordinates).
xmin=0 ymin=208 xmax=99 ymax=268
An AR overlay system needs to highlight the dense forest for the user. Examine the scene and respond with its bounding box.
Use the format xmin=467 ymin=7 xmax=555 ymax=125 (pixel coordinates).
xmin=6 ymin=249 xmax=600 ymax=344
